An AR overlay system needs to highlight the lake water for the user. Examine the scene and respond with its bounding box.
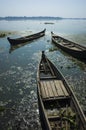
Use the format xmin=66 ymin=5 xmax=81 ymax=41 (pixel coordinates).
xmin=0 ymin=19 xmax=86 ymax=130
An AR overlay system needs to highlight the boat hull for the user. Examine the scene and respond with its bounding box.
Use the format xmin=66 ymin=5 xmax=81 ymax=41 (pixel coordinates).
xmin=7 ymin=29 xmax=46 ymax=45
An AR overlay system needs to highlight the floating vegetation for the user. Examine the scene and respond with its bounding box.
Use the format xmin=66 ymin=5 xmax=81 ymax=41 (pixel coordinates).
xmin=0 ymin=33 xmax=6 ymax=37
xmin=0 ymin=106 xmax=5 ymax=112
xmin=49 ymin=47 xmax=58 ymax=52
xmin=60 ymin=66 xmax=63 ymax=69
xmin=47 ymin=40 xmax=50 ymax=42
xmin=0 ymin=31 xmax=16 ymax=38
xmin=0 ymin=47 xmax=5 ymax=53
xmin=66 ymin=65 xmax=71 ymax=69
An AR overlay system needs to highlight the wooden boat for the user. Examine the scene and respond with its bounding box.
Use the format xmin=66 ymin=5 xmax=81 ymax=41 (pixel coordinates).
xmin=51 ymin=32 xmax=86 ymax=60
xmin=7 ymin=29 xmax=46 ymax=45
xmin=37 ymin=51 xmax=86 ymax=130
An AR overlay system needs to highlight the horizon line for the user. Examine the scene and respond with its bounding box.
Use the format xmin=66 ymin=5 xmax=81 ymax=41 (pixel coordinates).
xmin=0 ymin=16 xmax=86 ymax=19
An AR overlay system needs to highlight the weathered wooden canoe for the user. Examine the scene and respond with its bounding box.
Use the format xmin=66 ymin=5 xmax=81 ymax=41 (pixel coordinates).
xmin=51 ymin=32 xmax=86 ymax=60
xmin=7 ymin=29 xmax=46 ymax=45
xmin=37 ymin=51 xmax=86 ymax=130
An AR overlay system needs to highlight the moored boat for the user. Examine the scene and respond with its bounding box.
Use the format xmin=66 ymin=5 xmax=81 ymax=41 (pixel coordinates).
xmin=37 ymin=51 xmax=86 ymax=130
xmin=51 ymin=32 xmax=86 ymax=61
xmin=7 ymin=29 xmax=46 ymax=45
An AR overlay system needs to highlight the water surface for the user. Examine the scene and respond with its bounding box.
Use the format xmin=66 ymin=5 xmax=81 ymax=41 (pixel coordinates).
xmin=0 ymin=19 xmax=86 ymax=130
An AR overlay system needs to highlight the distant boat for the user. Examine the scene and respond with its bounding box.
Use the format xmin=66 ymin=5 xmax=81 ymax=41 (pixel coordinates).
xmin=44 ymin=22 xmax=54 ymax=24
xmin=37 ymin=51 xmax=86 ymax=130
xmin=51 ymin=32 xmax=86 ymax=60
xmin=7 ymin=29 xmax=46 ymax=45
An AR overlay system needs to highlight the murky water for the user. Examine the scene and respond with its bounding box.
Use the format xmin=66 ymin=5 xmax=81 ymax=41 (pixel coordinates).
xmin=0 ymin=19 xmax=86 ymax=130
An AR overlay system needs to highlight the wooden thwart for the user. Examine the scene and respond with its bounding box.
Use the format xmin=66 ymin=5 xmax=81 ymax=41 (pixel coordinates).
xmin=40 ymin=80 xmax=69 ymax=99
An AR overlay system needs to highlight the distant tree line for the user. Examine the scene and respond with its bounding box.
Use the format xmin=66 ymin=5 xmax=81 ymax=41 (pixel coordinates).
xmin=0 ymin=16 xmax=86 ymax=21
xmin=0 ymin=16 xmax=63 ymax=20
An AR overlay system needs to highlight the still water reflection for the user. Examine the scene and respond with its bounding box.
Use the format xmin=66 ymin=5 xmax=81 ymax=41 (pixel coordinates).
xmin=0 ymin=19 xmax=86 ymax=130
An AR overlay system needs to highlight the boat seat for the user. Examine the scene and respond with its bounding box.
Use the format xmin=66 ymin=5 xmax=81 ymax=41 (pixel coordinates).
xmin=40 ymin=69 xmax=50 ymax=72
xmin=62 ymin=43 xmax=71 ymax=46
xmin=43 ymin=96 xmax=70 ymax=102
xmin=40 ymin=76 xmax=57 ymax=80
xmin=39 ymin=80 xmax=69 ymax=99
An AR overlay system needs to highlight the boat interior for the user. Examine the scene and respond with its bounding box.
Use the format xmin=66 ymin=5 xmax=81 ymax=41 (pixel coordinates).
xmin=39 ymin=56 xmax=79 ymax=130
xmin=52 ymin=36 xmax=86 ymax=51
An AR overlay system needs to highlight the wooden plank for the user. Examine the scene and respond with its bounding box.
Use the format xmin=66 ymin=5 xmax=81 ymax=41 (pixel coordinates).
xmin=54 ymin=80 xmax=64 ymax=96
xmin=43 ymin=81 xmax=49 ymax=98
xmin=59 ymin=80 xmax=69 ymax=96
xmin=40 ymin=82 xmax=46 ymax=98
xmin=45 ymin=81 xmax=54 ymax=98
xmin=49 ymin=81 xmax=59 ymax=97
xmin=40 ymin=79 xmax=69 ymax=99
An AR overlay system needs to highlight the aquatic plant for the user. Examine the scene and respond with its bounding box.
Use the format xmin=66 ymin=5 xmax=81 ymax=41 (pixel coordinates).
xmin=0 ymin=33 xmax=6 ymax=37
xmin=0 ymin=106 xmax=5 ymax=112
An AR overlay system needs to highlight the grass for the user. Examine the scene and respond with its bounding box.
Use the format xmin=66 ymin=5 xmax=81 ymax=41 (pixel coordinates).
xmin=0 ymin=31 xmax=16 ymax=38
xmin=0 ymin=33 xmax=6 ymax=37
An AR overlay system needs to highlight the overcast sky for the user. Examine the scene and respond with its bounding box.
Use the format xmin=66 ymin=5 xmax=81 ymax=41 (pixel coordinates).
xmin=0 ymin=0 xmax=86 ymax=18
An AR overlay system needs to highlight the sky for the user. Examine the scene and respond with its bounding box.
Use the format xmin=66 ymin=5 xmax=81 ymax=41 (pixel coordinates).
xmin=0 ymin=0 xmax=86 ymax=18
